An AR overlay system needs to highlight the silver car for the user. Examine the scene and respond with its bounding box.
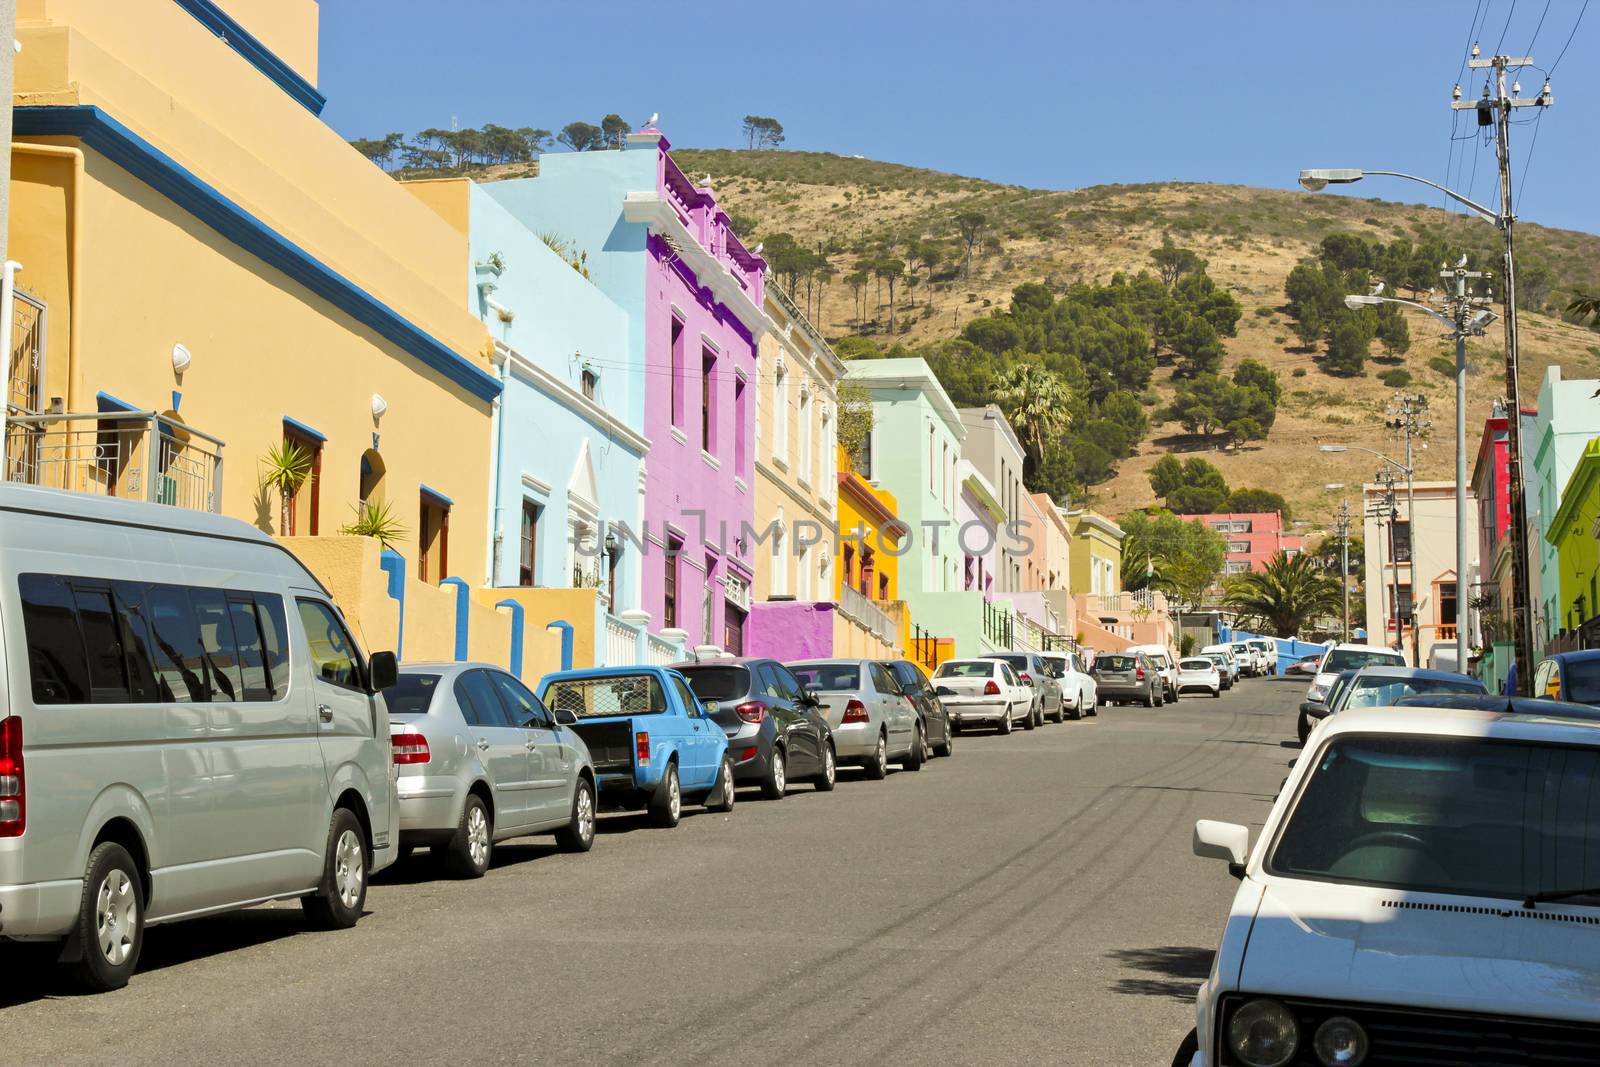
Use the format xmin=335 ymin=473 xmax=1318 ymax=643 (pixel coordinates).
xmin=982 ymin=652 xmax=1065 ymax=725
xmin=386 ymin=663 xmax=597 ymax=877
xmin=789 ymin=659 xmax=923 ymax=778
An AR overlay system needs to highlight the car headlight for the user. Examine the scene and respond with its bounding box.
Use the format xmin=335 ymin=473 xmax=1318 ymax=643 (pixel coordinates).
xmin=1228 ymin=998 xmax=1299 ymax=1067
xmin=1312 ymin=1017 xmax=1368 ymax=1066
xmin=1306 ymin=683 xmax=1328 ymax=702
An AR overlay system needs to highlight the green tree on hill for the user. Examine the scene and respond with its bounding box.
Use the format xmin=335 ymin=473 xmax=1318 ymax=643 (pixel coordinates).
xmin=600 ymin=114 xmax=633 ymax=149
xmin=1148 ymin=455 xmax=1230 ymax=514
xmin=1151 ymin=235 xmax=1206 ymax=287
xmin=995 ymin=363 xmax=1074 ymax=465
xmin=558 ymin=121 xmax=604 ymax=152
xmin=741 ymin=116 xmax=786 ymax=149
xmin=1227 ymin=488 xmax=1292 ymax=522
xmin=955 ymin=211 xmax=987 ymax=277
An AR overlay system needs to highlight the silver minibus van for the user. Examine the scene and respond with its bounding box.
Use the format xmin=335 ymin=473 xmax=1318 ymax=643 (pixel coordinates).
xmin=0 ymin=484 xmax=399 ymax=990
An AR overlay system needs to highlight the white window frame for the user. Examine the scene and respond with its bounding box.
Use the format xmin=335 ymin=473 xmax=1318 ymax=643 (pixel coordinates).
xmin=773 ymin=361 xmax=789 ymax=465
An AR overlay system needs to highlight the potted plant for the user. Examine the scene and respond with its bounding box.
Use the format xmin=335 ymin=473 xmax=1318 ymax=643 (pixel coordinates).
xmin=259 ymin=440 xmax=313 ymax=534
xmin=340 ymin=500 xmax=408 ymax=550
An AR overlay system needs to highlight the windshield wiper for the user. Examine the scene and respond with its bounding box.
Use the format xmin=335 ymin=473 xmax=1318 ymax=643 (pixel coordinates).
xmin=1523 ymin=886 xmax=1600 ymax=907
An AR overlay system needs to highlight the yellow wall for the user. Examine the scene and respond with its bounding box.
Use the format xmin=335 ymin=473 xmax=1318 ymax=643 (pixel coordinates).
xmin=214 ymin=0 xmax=320 ymax=85
xmin=835 ymin=444 xmax=903 ymax=604
xmin=1068 ymin=512 xmax=1123 ymax=595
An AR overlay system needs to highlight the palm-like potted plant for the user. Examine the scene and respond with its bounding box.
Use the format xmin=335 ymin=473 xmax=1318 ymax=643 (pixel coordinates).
xmin=341 ymin=500 xmax=408 ymax=550
xmin=259 ymin=440 xmax=313 ymax=534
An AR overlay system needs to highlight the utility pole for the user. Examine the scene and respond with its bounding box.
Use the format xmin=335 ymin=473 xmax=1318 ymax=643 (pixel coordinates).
xmin=1387 ymin=393 xmax=1429 ymax=665
xmin=1443 ymin=264 xmax=1493 ymax=673
xmin=1453 ymin=50 xmax=1552 ymax=695
xmin=1371 ymin=470 xmax=1399 ymax=649
xmin=1333 ymin=498 xmax=1352 ymax=642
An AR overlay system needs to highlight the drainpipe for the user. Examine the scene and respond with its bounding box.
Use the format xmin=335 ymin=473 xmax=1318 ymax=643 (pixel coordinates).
xmin=11 ymin=143 xmax=83 ymax=412
xmin=489 ymin=349 xmax=510 ymax=586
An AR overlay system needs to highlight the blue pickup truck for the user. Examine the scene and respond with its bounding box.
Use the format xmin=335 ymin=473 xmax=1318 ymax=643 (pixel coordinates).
xmin=536 ymin=666 xmax=735 ymax=827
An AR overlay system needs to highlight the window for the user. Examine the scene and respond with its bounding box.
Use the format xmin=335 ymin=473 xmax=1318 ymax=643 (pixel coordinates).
xmin=281 ymin=424 xmax=322 ymax=535
xmin=1229 ymin=541 xmax=1251 ymax=553
xmin=419 ymin=491 xmax=450 ymax=584
xmin=191 ymin=588 xmax=245 ymax=702
xmin=580 ymin=368 xmax=598 ymax=400
xmin=672 ymin=675 xmax=701 ymax=717
xmin=358 ymin=449 xmax=386 ymax=507
xmin=773 ymin=363 xmax=789 ymax=463
xmin=869 ymin=662 xmax=899 ymax=694
xmin=383 ymin=672 xmax=440 ymax=716
xmin=791 ymin=663 xmax=861 ymax=690
xmin=147 ymin=585 xmax=208 ymax=702
xmin=519 ymin=500 xmax=540 ymax=587
xmin=455 ymin=669 xmax=511 ymax=727
xmin=1440 ymin=581 xmax=1458 ymax=625
xmin=1391 ymin=520 xmax=1412 ymax=563
xmin=296 ymin=599 xmax=364 ymax=691
xmin=859 ymin=427 xmax=874 ymax=479
xmin=797 ymin=387 xmax=812 ymax=484
xmin=670 ymin=317 xmax=686 ymax=427
xmin=928 ymin=423 xmax=935 ymax=492
xmin=663 ymin=535 xmax=682 ymax=628
xmin=860 ymin=545 xmax=875 ymax=598
xmin=724 ymin=604 xmax=746 ymax=655
xmin=19 ymin=574 xmax=93 ymax=704
xmin=879 ymin=572 xmax=890 ymax=600
xmin=771 ymin=521 xmax=788 ymax=597
xmin=703 ymin=553 xmax=717 ymax=642
xmin=701 ymin=347 xmax=717 ymax=454
xmin=488 ymin=670 xmax=550 ymax=728
xmin=1390 ymin=585 xmax=1414 ymax=627
xmin=734 ymin=374 xmax=748 ymax=476
xmin=820 ymin=407 xmax=834 ymax=500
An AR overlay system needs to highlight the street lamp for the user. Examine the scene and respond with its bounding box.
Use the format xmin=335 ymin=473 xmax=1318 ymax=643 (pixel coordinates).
xmin=1297 ymin=169 xmax=1500 ymax=222
xmin=1324 ymin=484 xmax=1352 ymax=642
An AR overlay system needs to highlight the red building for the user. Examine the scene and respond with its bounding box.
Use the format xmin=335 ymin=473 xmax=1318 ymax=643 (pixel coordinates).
xmin=1471 ymin=414 xmax=1513 ymax=580
xmin=1197 ymin=512 xmax=1305 ymax=578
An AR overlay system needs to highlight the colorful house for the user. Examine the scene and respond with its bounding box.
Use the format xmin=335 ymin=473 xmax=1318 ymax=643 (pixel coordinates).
xmin=1362 ymin=480 xmax=1477 ymax=665
xmin=1067 ymin=509 xmax=1124 ymax=598
xmin=1532 ymin=367 xmax=1600 ymax=655
xmin=957 ymin=405 xmax=1030 ymax=594
xmin=482 ymin=128 xmax=768 ymax=652
xmin=1196 ymin=512 xmax=1304 ymax=578
xmin=1546 ymin=438 xmax=1600 ymax=649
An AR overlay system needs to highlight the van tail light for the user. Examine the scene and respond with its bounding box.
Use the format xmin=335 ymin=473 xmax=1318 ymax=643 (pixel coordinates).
xmin=636 ymin=731 xmax=651 ymax=766
xmin=1018 ymin=671 xmax=1035 ymax=687
xmin=842 ymin=699 xmax=869 ymax=724
xmin=391 ymin=731 xmax=431 ymax=765
xmin=735 ymin=701 xmax=768 ymax=724
xmin=1135 ymin=667 xmax=1145 ymax=680
xmin=983 ymin=680 xmax=1001 ymax=695
xmin=0 ymin=715 xmax=24 ymax=837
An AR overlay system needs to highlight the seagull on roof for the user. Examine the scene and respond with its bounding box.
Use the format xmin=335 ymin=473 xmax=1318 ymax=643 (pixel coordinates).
xmin=643 ymin=112 xmax=658 ymax=128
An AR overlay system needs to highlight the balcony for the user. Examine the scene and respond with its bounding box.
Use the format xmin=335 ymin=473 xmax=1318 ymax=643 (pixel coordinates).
xmin=840 ymin=585 xmax=898 ymax=648
xmin=599 ymin=608 xmax=686 ymax=668
xmin=3 ymin=409 xmax=224 ymax=512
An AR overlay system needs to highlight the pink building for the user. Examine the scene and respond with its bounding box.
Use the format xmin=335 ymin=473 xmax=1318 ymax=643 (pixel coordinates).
xmin=1197 ymin=513 xmax=1304 ymax=577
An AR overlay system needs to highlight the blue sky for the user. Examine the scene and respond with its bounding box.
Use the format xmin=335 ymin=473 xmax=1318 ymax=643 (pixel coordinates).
xmin=319 ymin=1 xmax=1597 ymax=234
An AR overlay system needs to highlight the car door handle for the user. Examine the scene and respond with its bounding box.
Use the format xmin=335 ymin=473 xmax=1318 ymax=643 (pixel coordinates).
xmin=477 ymin=739 xmax=491 ymax=751
xmin=317 ymin=704 xmax=334 ymax=724
xmin=525 ymin=740 xmax=537 ymax=751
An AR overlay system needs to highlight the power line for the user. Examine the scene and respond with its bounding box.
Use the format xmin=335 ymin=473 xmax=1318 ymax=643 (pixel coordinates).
xmin=1548 ymin=0 xmax=1590 ymax=72
xmin=1524 ymin=0 xmax=1553 ymax=54
xmin=1494 ymin=0 xmax=1519 ymax=54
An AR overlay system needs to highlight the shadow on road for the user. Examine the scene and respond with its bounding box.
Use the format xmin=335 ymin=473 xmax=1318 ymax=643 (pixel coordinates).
xmin=1107 ymin=945 xmax=1214 ymax=1002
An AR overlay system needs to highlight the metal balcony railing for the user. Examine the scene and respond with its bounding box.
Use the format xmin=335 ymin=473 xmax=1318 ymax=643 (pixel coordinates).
xmin=840 ymin=585 xmax=897 ymax=647
xmin=982 ymin=598 xmax=1013 ymax=649
xmin=3 ymin=409 xmax=224 ymax=512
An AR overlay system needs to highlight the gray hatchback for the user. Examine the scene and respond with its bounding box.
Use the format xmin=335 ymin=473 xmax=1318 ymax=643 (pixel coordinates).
xmin=385 ymin=663 xmax=598 ymax=877
xmin=1091 ymin=651 xmax=1162 ymax=707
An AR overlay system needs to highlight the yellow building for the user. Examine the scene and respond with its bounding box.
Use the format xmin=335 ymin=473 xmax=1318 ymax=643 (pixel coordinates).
xmin=835 ymin=443 xmax=911 ymax=655
xmin=1067 ymin=509 xmax=1124 ymax=596
xmin=7 ymin=0 xmax=496 ymax=590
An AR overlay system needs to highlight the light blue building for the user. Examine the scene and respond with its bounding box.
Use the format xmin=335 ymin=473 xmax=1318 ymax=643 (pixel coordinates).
xmin=1531 ymin=366 xmax=1600 ymax=656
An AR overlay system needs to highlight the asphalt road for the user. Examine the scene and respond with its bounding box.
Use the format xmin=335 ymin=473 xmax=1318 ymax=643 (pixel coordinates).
xmin=1 ymin=676 xmax=1306 ymax=1066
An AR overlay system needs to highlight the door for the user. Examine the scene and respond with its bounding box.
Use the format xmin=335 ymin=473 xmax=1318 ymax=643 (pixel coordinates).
xmin=871 ymin=662 xmax=914 ymax=750
xmin=762 ymin=663 xmax=818 ymax=772
xmin=487 ymin=670 xmax=569 ymax=825
xmin=670 ymin=674 xmax=716 ymax=789
xmin=454 ymin=669 xmax=536 ymax=832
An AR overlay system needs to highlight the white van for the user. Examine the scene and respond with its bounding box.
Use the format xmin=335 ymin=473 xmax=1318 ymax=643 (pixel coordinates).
xmin=0 ymin=484 xmax=399 ymax=991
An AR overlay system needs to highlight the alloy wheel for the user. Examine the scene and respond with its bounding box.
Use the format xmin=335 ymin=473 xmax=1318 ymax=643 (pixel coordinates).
xmin=334 ymin=828 xmax=365 ymax=909
xmin=668 ymin=770 xmax=682 ymax=821
xmin=95 ymin=869 xmax=138 ymax=966
xmin=577 ymin=785 xmax=595 ymax=845
xmin=824 ymin=745 xmax=836 ymax=786
xmin=467 ymin=804 xmax=490 ymax=869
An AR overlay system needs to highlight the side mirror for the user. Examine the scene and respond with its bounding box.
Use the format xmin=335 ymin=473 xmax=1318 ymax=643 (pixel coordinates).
xmin=553 ymin=707 xmax=578 ymax=727
xmin=800 ymin=686 xmax=821 ymax=707
xmin=368 ymin=651 xmax=398 ymax=693
xmin=1193 ymin=820 xmax=1249 ymax=878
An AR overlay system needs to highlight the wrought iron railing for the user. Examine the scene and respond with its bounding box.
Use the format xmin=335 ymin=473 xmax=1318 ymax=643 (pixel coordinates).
xmin=840 ymin=585 xmax=897 ymax=647
xmin=982 ymin=598 xmax=1013 ymax=649
xmin=3 ymin=409 xmax=224 ymax=512
xmin=912 ymin=622 xmax=941 ymax=670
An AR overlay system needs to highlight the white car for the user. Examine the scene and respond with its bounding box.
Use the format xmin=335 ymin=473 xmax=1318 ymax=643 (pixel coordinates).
xmin=1179 ymin=705 xmax=1600 ymax=1065
xmin=932 ymin=658 xmax=1032 ymax=734
xmin=1245 ymin=638 xmax=1276 ymax=676
xmin=1039 ymin=650 xmax=1099 ymax=719
xmin=1176 ymin=657 xmax=1222 ymax=698
xmin=1298 ymin=642 xmax=1407 ymax=742
xmin=1228 ymin=641 xmax=1259 ymax=677
xmin=1199 ymin=645 xmax=1240 ymax=686
xmin=1128 ymin=644 xmax=1181 ymax=702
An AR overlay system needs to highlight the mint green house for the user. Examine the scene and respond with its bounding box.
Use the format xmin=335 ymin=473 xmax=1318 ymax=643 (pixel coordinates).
xmin=1531 ymin=367 xmax=1600 ymax=657
xmin=848 ymin=358 xmax=1018 ymax=655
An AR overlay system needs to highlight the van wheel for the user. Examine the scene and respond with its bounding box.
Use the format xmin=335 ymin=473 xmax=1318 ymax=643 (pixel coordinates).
xmin=648 ymin=763 xmax=682 ymax=828
xmin=707 ymin=757 xmax=737 ymax=813
xmin=761 ymin=747 xmax=787 ymax=800
xmin=1297 ymin=713 xmax=1311 ymax=745
xmin=1171 ymin=1028 xmax=1200 ymax=1067
xmin=445 ymin=794 xmax=494 ymax=878
xmin=68 ymin=842 xmax=144 ymax=992
xmin=902 ymin=725 xmax=925 ymax=771
xmin=556 ymin=777 xmax=596 ymax=852
xmin=303 ymin=808 xmax=367 ymax=929
xmin=814 ymin=742 xmax=838 ymax=791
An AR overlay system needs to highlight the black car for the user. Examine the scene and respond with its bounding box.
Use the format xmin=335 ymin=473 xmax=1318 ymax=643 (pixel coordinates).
xmin=881 ymin=659 xmax=955 ymax=758
xmin=1532 ymin=650 xmax=1600 ymax=707
xmin=675 ymin=657 xmax=835 ymax=798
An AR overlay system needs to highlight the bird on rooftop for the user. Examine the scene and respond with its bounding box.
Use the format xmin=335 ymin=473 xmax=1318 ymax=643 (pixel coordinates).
xmin=643 ymin=112 xmax=658 ymax=128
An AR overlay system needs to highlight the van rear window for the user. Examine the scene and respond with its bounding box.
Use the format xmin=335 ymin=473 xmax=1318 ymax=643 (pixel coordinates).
xmin=17 ymin=573 xmax=289 ymax=705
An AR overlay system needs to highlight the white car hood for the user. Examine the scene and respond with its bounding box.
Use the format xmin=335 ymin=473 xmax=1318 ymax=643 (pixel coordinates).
xmin=1239 ymin=879 xmax=1600 ymax=1023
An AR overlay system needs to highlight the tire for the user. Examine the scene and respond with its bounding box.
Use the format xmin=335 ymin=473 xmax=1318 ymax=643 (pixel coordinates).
xmin=902 ymin=725 xmax=925 ymax=772
xmin=814 ymin=742 xmax=838 ymax=791
xmin=998 ymin=707 xmax=1013 ymax=735
xmin=1145 ymin=689 xmax=1158 ymax=708
xmin=1297 ymin=712 xmax=1311 ymax=745
xmin=933 ymin=726 xmax=953 ymax=758
xmin=1172 ymin=1028 xmax=1200 ymax=1067
xmin=303 ymin=808 xmax=368 ymax=930
xmin=1054 ymin=700 xmax=1068 ymax=724
xmin=865 ymin=732 xmax=889 ymax=780
xmin=648 ymin=762 xmax=683 ymax=827
xmin=706 ymin=756 xmax=737 ymax=813
xmin=760 ymin=746 xmax=788 ymax=800
xmin=67 ymin=841 xmax=144 ymax=992
xmin=556 ymin=777 xmax=597 ymax=851
xmin=444 ymin=793 xmax=493 ymax=878
xmin=1212 ymin=687 xmax=1221 ymax=699
xmin=1023 ymin=703 xmax=1037 ymax=731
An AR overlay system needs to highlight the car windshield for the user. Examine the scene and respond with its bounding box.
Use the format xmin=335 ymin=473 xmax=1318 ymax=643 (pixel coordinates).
xmin=679 ymin=665 xmax=751 ymax=702
xmin=1180 ymin=659 xmax=1212 ymax=670
xmin=1566 ymin=659 xmax=1600 ymax=705
xmin=1204 ymin=654 xmax=1229 ymax=667
xmin=1096 ymin=655 xmax=1138 ymax=672
xmin=935 ymin=661 xmax=996 ymax=678
xmin=792 ymin=663 xmax=862 ymax=690
xmin=383 ymin=672 xmax=440 ymax=715
xmin=988 ymin=655 xmax=1030 ymax=671
xmin=1325 ymin=648 xmax=1406 ymax=672
xmin=1336 ymin=675 xmax=1485 ymax=712
xmin=542 ymin=674 xmax=667 ymax=717
xmin=1271 ymin=734 xmax=1600 ymax=904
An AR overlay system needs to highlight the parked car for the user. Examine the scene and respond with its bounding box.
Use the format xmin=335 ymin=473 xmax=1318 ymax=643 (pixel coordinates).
xmin=882 ymin=659 xmax=955 ymax=757
xmin=1325 ymin=666 xmax=1485 ymax=718
xmin=1298 ymin=643 xmax=1407 ymax=740
xmin=1129 ymin=644 xmax=1180 ymax=701
xmin=1091 ymin=651 xmax=1162 ymax=707
xmin=1285 ymin=652 xmax=1322 ymax=677
xmin=0 ymin=484 xmax=400 ymax=992
xmin=1198 ymin=645 xmax=1240 ymax=687
xmin=1176 ymin=657 xmax=1222 ymax=698
xmin=675 ymin=657 xmax=835 ymax=798
xmin=1039 ymin=649 xmax=1098 ymax=718
xmin=1245 ymin=638 xmax=1276 ymax=676
xmin=535 ymin=667 xmax=734 ymax=827
xmin=1180 ymin=705 xmax=1600 ymax=1065
xmin=1533 ymin=649 xmax=1600 ymax=708
xmin=929 ymin=658 xmax=1032 ymax=734
xmin=1396 ymin=692 xmax=1600 ymax=720
xmin=385 ymin=663 xmax=596 ymax=876
xmin=1228 ymin=641 xmax=1260 ymax=678
xmin=789 ymin=659 xmax=923 ymax=775
xmin=981 ymin=651 xmax=1063 ymax=725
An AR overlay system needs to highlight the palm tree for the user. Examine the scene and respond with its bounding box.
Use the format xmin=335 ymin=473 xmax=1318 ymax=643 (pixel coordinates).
xmin=996 ymin=363 xmax=1073 ymax=464
xmin=1223 ymin=551 xmax=1342 ymax=637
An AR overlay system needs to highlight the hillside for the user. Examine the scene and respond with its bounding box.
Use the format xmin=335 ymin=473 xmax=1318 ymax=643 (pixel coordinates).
xmin=670 ymin=148 xmax=1600 ymax=533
